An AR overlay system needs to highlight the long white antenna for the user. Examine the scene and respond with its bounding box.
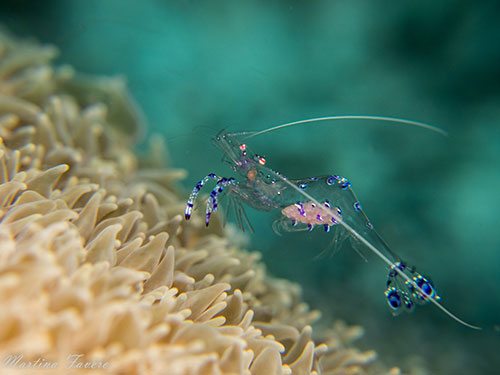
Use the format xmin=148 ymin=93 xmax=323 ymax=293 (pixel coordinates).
xmin=245 ymin=115 xmax=448 ymax=139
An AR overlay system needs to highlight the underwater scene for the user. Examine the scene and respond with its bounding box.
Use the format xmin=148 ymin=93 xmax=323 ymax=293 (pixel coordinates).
xmin=0 ymin=0 xmax=499 ymax=374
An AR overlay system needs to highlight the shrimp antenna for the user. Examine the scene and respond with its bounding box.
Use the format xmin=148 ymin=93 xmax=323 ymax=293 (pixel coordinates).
xmin=244 ymin=115 xmax=448 ymax=139
xmin=259 ymin=163 xmax=481 ymax=330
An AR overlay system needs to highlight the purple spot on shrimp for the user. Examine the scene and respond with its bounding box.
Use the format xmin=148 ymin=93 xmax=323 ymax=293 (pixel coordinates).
xmin=326 ymin=176 xmax=335 ymax=185
xmin=323 ymin=200 xmax=331 ymax=208
xmin=394 ymin=262 xmax=406 ymax=271
xmin=316 ymin=214 xmax=323 ymax=221
xmin=336 ymin=207 xmax=342 ymax=216
xmin=340 ymin=177 xmax=352 ymax=189
xmin=291 ymin=219 xmax=297 ymax=226
xmin=307 ymin=224 xmax=313 ymax=232
xmin=386 ymin=288 xmax=402 ymax=311
xmin=299 ymin=183 xmax=307 ymax=189
xmin=403 ymin=296 xmax=414 ymax=310
xmin=353 ymin=201 xmax=361 ymax=211
xmin=324 ymin=224 xmax=331 ymax=232
xmin=309 ymin=177 xmax=318 ymax=181
xmin=295 ymin=202 xmax=305 ymax=216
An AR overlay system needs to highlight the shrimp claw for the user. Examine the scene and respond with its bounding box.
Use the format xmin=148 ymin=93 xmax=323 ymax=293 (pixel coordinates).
xmin=385 ymin=261 xmax=440 ymax=315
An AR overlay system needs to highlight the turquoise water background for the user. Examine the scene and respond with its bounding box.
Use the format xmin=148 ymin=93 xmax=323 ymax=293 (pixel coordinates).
xmin=2 ymin=1 xmax=499 ymax=373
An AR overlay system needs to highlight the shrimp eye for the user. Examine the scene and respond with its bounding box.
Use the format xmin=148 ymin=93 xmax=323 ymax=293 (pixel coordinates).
xmin=239 ymin=144 xmax=247 ymax=156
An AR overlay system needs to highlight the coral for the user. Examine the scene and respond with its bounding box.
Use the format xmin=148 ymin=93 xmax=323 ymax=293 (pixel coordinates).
xmin=0 ymin=28 xmax=396 ymax=375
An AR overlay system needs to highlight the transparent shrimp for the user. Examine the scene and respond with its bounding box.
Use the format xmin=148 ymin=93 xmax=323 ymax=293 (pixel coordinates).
xmin=184 ymin=116 xmax=481 ymax=330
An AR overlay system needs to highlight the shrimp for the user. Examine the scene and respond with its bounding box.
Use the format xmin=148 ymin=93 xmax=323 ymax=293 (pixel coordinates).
xmin=184 ymin=116 xmax=481 ymax=330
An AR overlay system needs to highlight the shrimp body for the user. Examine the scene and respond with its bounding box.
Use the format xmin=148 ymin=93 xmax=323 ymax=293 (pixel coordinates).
xmin=185 ymin=125 xmax=481 ymax=329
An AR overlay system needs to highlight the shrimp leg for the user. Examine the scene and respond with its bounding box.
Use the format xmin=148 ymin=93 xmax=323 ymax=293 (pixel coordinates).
xmin=185 ymin=173 xmax=220 ymax=220
xmin=205 ymin=177 xmax=236 ymax=226
xmin=185 ymin=172 xmax=240 ymax=226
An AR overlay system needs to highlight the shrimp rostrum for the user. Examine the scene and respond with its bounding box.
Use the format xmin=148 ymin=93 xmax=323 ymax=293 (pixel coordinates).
xmin=185 ymin=116 xmax=481 ymax=330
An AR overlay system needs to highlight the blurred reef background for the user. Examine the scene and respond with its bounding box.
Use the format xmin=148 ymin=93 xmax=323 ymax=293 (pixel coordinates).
xmin=1 ymin=0 xmax=498 ymax=373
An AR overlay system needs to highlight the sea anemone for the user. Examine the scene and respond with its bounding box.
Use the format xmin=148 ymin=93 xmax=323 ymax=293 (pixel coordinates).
xmin=0 ymin=28 xmax=397 ymax=375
